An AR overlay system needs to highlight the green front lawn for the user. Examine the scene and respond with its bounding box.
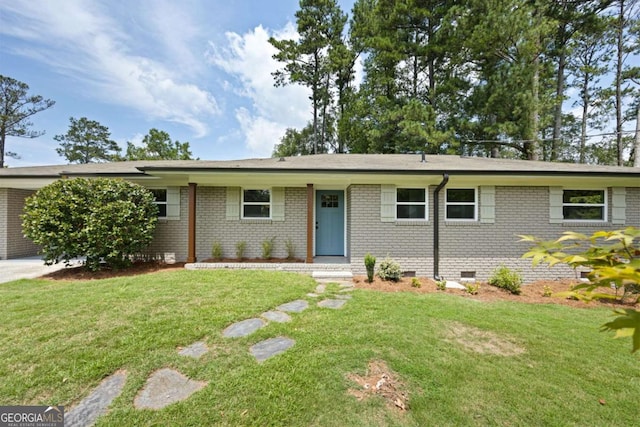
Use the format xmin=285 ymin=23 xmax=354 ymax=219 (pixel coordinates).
xmin=1 ymin=270 xmax=638 ymax=426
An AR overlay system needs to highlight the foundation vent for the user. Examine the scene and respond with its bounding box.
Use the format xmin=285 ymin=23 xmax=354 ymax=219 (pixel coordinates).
xmin=460 ymin=271 xmax=476 ymax=282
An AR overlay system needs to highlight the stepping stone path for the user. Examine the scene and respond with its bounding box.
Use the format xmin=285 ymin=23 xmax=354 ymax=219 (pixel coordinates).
xmin=222 ymin=318 xmax=265 ymax=338
xmin=65 ymin=371 xmax=127 ymax=427
xmin=318 ymin=299 xmax=347 ymax=309
xmin=276 ymin=299 xmax=309 ymax=313
xmin=67 ymin=275 xmax=357 ymax=424
xmin=134 ymin=368 xmax=207 ymax=410
xmin=250 ymin=336 xmax=296 ymax=363
xmin=178 ymin=341 xmax=208 ymax=359
xmin=262 ymin=310 xmax=291 ymax=323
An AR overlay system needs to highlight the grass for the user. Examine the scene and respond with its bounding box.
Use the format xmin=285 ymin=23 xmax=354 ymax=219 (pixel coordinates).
xmin=1 ymin=270 xmax=639 ymax=426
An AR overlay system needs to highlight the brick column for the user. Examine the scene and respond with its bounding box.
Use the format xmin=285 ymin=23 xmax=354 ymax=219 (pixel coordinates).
xmin=187 ymin=183 xmax=197 ymax=263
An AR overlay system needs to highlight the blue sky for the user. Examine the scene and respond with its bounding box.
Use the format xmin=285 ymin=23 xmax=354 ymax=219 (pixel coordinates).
xmin=0 ymin=0 xmax=356 ymax=167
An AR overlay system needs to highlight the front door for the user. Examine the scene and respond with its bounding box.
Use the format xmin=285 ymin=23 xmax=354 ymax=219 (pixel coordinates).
xmin=316 ymin=190 xmax=345 ymax=256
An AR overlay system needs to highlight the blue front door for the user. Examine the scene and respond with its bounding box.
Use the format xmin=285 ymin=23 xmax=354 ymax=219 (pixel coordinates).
xmin=316 ymin=190 xmax=345 ymax=256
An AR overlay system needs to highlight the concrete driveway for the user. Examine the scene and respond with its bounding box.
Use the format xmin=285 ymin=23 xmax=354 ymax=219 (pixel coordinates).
xmin=0 ymin=257 xmax=75 ymax=284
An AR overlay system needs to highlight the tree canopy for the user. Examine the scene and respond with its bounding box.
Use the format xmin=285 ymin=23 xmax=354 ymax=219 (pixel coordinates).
xmin=270 ymin=0 xmax=639 ymax=165
xmin=55 ymin=117 xmax=121 ymax=164
xmin=123 ymin=128 xmax=196 ymax=160
xmin=0 ymin=75 xmax=55 ymax=167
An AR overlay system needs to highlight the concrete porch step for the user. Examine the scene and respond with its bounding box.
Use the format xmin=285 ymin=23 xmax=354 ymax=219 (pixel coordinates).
xmin=312 ymin=271 xmax=353 ymax=280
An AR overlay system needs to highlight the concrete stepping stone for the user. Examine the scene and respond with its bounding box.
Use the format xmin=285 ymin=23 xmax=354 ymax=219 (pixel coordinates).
xmin=222 ymin=318 xmax=265 ymax=338
xmin=445 ymin=280 xmax=466 ymax=290
xmin=314 ymin=284 xmax=326 ymax=294
xmin=250 ymin=336 xmax=295 ymax=363
xmin=318 ymin=299 xmax=347 ymax=309
xmin=261 ymin=310 xmax=291 ymax=323
xmin=178 ymin=341 xmax=208 ymax=359
xmin=339 ymin=282 xmax=354 ymax=288
xmin=339 ymin=288 xmax=354 ymax=293
xmin=134 ymin=368 xmax=207 ymax=410
xmin=65 ymin=370 xmax=127 ymax=427
xmin=307 ymin=293 xmax=320 ymax=298
xmin=276 ymin=299 xmax=309 ymax=313
xmin=336 ymin=294 xmax=352 ymax=300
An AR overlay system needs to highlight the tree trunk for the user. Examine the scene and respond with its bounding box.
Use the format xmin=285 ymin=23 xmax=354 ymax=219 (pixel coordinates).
xmin=0 ymin=130 xmax=5 ymax=168
xmin=313 ymin=51 xmax=320 ymax=155
xmin=526 ymin=55 xmax=541 ymax=161
xmin=552 ymin=47 xmax=566 ymax=161
xmin=615 ymin=0 xmax=625 ymax=166
xmin=579 ymin=70 xmax=591 ymax=164
xmin=634 ymin=106 xmax=640 ymax=167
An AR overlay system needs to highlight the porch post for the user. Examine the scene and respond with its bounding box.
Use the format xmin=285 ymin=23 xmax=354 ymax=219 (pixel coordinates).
xmin=306 ymin=183 xmax=314 ymax=263
xmin=187 ymin=182 xmax=197 ymax=263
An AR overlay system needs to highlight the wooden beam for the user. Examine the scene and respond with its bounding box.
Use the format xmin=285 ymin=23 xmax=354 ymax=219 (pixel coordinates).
xmin=187 ymin=183 xmax=197 ymax=263
xmin=306 ymin=183 xmax=313 ymax=263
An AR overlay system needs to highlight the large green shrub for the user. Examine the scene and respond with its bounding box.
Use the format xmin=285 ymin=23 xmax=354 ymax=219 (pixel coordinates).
xmin=22 ymin=178 xmax=158 ymax=271
xmin=488 ymin=265 xmax=523 ymax=295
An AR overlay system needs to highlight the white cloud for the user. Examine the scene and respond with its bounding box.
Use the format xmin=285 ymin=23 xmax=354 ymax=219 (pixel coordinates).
xmin=207 ymin=24 xmax=310 ymax=156
xmin=235 ymin=107 xmax=288 ymax=157
xmin=0 ymin=0 xmax=219 ymax=137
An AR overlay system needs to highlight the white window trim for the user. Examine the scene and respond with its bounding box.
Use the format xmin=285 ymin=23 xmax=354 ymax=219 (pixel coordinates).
xmin=395 ymin=187 xmax=429 ymax=221
xmin=562 ymin=188 xmax=608 ymax=222
xmin=445 ymin=188 xmax=478 ymax=221
xmin=150 ymin=188 xmax=168 ymax=218
xmin=241 ymin=188 xmax=272 ymax=220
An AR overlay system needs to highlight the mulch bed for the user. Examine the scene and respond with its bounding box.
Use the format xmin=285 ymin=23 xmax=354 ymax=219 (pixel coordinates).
xmin=353 ymin=276 xmax=639 ymax=309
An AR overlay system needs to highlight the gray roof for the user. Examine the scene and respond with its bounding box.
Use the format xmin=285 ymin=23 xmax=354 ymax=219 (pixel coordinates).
xmin=1 ymin=154 xmax=639 ymax=178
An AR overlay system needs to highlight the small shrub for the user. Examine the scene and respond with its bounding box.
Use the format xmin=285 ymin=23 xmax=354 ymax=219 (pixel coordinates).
xmin=261 ymin=236 xmax=276 ymax=259
xmin=377 ymin=257 xmax=402 ymax=282
xmin=285 ymin=238 xmax=296 ymax=260
xmin=488 ymin=265 xmax=523 ymax=295
xmin=411 ymin=277 xmax=422 ymax=288
xmin=542 ymin=285 xmax=553 ymax=297
xmin=364 ymin=253 xmax=376 ymax=283
xmin=465 ymin=283 xmax=480 ymax=295
xmin=212 ymin=241 xmax=223 ymax=260
xmin=235 ymin=241 xmax=247 ymax=260
xmin=436 ymin=279 xmax=447 ymax=291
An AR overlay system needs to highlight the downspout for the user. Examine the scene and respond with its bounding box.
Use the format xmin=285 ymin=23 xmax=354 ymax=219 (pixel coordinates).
xmin=433 ymin=173 xmax=449 ymax=280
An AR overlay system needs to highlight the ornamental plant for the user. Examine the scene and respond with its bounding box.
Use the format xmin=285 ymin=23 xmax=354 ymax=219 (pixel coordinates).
xmin=521 ymin=227 xmax=640 ymax=353
xmin=488 ymin=265 xmax=523 ymax=295
xmin=377 ymin=257 xmax=402 ymax=282
xmin=261 ymin=236 xmax=276 ymax=259
xmin=22 ymin=178 xmax=158 ymax=271
xmin=364 ymin=253 xmax=376 ymax=283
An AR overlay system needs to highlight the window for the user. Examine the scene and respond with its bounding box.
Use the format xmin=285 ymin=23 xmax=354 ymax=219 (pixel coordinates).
xmin=321 ymin=194 xmax=339 ymax=208
xmin=150 ymin=189 xmax=167 ymax=217
xmin=562 ymin=189 xmax=606 ymax=221
xmin=446 ymin=188 xmax=477 ymax=220
xmin=242 ymin=189 xmax=271 ymax=218
xmin=396 ymin=188 xmax=427 ymax=220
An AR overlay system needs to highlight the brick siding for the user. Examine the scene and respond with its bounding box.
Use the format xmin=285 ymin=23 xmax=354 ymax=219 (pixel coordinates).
xmin=0 ymin=189 xmax=40 ymax=259
xmin=195 ymin=187 xmax=307 ymax=261
xmin=349 ymin=185 xmax=640 ymax=282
